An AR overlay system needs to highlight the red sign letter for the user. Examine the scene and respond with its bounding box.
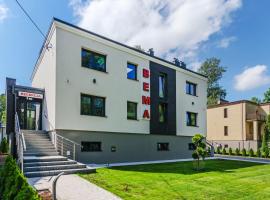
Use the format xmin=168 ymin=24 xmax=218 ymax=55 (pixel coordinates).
xmin=142 ymin=96 xmax=151 ymax=105
xmin=143 ymin=82 xmax=149 ymax=91
xmin=143 ymin=69 xmax=150 ymax=78
xmin=143 ymin=109 xmax=150 ymax=119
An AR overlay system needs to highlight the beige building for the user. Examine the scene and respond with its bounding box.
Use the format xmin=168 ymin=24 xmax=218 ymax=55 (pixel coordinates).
xmin=207 ymin=100 xmax=270 ymax=150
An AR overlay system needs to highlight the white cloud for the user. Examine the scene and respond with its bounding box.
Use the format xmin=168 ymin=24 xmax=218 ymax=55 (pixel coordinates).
xmin=189 ymin=61 xmax=202 ymax=72
xmin=70 ymin=0 xmax=242 ymax=65
xmin=0 ymin=3 xmax=8 ymax=22
xmin=218 ymin=36 xmax=237 ymax=48
xmin=234 ymin=65 xmax=270 ymax=91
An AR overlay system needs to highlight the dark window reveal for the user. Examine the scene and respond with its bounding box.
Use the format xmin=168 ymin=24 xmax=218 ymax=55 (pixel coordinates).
xmin=159 ymin=103 xmax=167 ymax=123
xmin=224 ymin=126 xmax=228 ymax=136
xmin=81 ymin=94 xmax=105 ymax=117
xmin=81 ymin=48 xmax=106 ymax=72
xmin=127 ymin=63 xmax=137 ymax=80
xmin=159 ymin=73 xmax=167 ymax=98
xmin=186 ymin=81 xmax=197 ymax=96
xmin=157 ymin=143 xmax=169 ymax=151
xmin=81 ymin=142 xmax=101 ymax=152
xmin=186 ymin=112 xmax=197 ymax=127
xmin=127 ymin=101 xmax=137 ymax=120
xmin=188 ymin=143 xmax=196 ymax=150
xmin=224 ymin=108 xmax=228 ymax=118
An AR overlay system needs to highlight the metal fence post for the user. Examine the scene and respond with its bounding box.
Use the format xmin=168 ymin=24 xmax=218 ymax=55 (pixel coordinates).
xmin=52 ymin=172 xmax=65 ymax=200
xmin=73 ymin=143 xmax=76 ymax=160
xmin=61 ymin=137 xmax=63 ymax=156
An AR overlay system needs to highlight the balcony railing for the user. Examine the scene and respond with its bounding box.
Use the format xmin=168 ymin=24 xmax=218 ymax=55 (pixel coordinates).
xmin=246 ymin=113 xmax=266 ymax=121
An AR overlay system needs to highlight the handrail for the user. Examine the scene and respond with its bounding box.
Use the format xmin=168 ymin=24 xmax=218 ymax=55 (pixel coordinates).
xmin=15 ymin=112 xmax=26 ymax=173
xmin=55 ymin=133 xmax=80 ymax=146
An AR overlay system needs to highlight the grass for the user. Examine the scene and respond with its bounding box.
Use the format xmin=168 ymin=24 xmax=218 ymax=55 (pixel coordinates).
xmin=79 ymin=160 xmax=270 ymax=200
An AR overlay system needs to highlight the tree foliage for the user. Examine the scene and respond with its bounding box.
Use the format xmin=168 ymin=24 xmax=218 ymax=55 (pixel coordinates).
xmin=0 ymin=93 xmax=6 ymax=124
xmin=261 ymin=115 xmax=270 ymax=157
xmin=198 ymin=58 xmax=226 ymax=105
xmin=250 ymin=97 xmax=261 ymax=104
xmin=192 ymin=134 xmax=207 ymax=170
xmin=263 ymin=88 xmax=270 ymax=103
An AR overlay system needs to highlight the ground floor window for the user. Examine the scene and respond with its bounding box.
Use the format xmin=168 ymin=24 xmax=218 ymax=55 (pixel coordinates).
xmin=188 ymin=143 xmax=196 ymax=150
xmin=81 ymin=141 xmax=102 ymax=152
xmin=186 ymin=112 xmax=197 ymax=127
xmin=159 ymin=103 xmax=167 ymax=123
xmin=81 ymin=94 xmax=105 ymax=117
xmin=127 ymin=101 xmax=137 ymax=120
xmin=157 ymin=143 xmax=169 ymax=151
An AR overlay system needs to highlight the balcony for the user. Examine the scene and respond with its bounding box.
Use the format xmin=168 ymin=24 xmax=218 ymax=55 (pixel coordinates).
xmin=246 ymin=113 xmax=266 ymax=121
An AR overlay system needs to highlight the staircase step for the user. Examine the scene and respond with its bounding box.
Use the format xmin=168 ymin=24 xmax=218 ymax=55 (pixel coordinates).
xmin=26 ymin=147 xmax=56 ymax=151
xmin=24 ymin=152 xmax=60 ymax=156
xmin=24 ymin=168 xmax=95 ymax=178
xmin=24 ymin=149 xmax=57 ymax=153
xmin=24 ymin=156 xmax=67 ymax=163
xmin=24 ymin=164 xmax=86 ymax=172
xmin=22 ymin=130 xmax=47 ymax=134
xmin=24 ymin=160 xmax=77 ymax=167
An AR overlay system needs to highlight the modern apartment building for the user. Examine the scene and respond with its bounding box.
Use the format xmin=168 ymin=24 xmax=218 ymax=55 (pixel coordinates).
xmin=6 ymin=18 xmax=207 ymax=164
xmin=207 ymin=100 xmax=270 ymax=150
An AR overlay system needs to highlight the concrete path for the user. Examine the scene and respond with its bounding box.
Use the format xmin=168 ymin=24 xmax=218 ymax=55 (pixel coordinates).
xmin=216 ymin=155 xmax=270 ymax=164
xmin=28 ymin=174 xmax=121 ymax=200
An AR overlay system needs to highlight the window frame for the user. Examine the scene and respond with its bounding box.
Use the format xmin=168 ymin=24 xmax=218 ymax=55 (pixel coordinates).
xmin=80 ymin=94 xmax=106 ymax=117
xmin=159 ymin=73 xmax=167 ymax=98
xmin=186 ymin=112 xmax=198 ymax=127
xmin=224 ymin=108 xmax=228 ymax=118
xmin=127 ymin=62 xmax=138 ymax=81
xmin=186 ymin=81 xmax=197 ymax=96
xmin=157 ymin=143 xmax=170 ymax=151
xmin=81 ymin=48 xmax=107 ymax=72
xmin=224 ymin=126 xmax=228 ymax=136
xmin=127 ymin=101 xmax=138 ymax=120
xmin=158 ymin=103 xmax=167 ymax=123
xmin=81 ymin=141 xmax=102 ymax=152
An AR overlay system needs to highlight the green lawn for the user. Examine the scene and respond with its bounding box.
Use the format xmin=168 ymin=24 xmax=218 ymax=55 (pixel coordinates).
xmin=79 ymin=160 xmax=270 ymax=200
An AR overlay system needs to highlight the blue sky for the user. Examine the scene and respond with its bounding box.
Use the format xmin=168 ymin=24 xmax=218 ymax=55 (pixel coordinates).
xmin=0 ymin=0 xmax=270 ymax=102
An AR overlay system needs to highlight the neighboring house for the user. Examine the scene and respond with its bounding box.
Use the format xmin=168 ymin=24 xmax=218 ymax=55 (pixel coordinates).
xmin=207 ymin=100 xmax=270 ymax=150
xmin=6 ymin=18 xmax=207 ymax=164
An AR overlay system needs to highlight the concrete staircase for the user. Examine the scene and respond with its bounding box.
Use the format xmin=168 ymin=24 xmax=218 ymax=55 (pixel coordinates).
xmin=22 ymin=130 xmax=95 ymax=178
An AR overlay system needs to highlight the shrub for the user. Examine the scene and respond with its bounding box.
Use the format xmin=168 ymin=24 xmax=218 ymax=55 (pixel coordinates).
xmin=262 ymin=150 xmax=269 ymax=158
xmin=0 ymin=137 xmax=9 ymax=153
xmin=242 ymin=148 xmax=247 ymax=156
xmin=256 ymin=149 xmax=261 ymax=157
xmin=207 ymin=147 xmax=211 ymax=156
xmin=217 ymin=147 xmax=221 ymax=154
xmin=235 ymin=148 xmax=240 ymax=156
xmin=228 ymin=147 xmax=233 ymax=155
xmin=222 ymin=148 xmax=227 ymax=155
xmin=248 ymin=148 xmax=254 ymax=157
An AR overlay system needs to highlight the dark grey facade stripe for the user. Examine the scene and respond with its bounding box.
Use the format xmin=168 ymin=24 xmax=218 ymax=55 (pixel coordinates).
xmin=150 ymin=61 xmax=176 ymax=135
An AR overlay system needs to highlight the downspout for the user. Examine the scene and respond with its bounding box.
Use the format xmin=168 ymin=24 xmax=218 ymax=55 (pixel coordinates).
xmin=242 ymin=103 xmax=244 ymax=149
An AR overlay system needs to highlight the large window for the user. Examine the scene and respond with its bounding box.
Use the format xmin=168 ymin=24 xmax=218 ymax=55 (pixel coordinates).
xmin=157 ymin=143 xmax=169 ymax=151
xmin=127 ymin=63 xmax=137 ymax=80
xmin=81 ymin=94 xmax=105 ymax=117
xmin=186 ymin=81 xmax=197 ymax=96
xmin=159 ymin=73 xmax=167 ymax=98
xmin=81 ymin=48 xmax=106 ymax=72
xmin=127 ymin=101 xmax=137 ymax=120
xmin=159 ymin=103 xmax=167 ymax=123
xmin=81 ymin=142 xmax=102 ymax=152
xmin=186 ymin=112 xmax=197 ymax=127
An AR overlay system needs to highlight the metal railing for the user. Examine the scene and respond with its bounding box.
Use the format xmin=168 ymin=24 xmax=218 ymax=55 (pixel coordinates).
xmin=246 ymin=113 xmax=266 ymax=121
xmin=15 ymin=112 xmax=26 ymax=173
xmin=49 ymin=132 xmax=80 ymax=160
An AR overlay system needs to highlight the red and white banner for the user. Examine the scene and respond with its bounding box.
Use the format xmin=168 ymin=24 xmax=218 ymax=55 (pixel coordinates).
xmin=18 ymin=91 xmax=43 ymax=99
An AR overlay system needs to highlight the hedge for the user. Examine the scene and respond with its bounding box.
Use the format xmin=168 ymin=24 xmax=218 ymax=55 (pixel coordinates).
xmin=0 ymin=155 xmax=41 ymax=200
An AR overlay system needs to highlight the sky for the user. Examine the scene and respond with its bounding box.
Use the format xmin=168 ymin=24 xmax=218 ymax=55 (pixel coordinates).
xmin=0 ymin=0 xmax=270 ymax=102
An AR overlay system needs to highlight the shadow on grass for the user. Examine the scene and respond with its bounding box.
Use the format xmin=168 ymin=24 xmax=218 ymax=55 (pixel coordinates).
xmin=108 ymin=159 xmax=265 ymax=175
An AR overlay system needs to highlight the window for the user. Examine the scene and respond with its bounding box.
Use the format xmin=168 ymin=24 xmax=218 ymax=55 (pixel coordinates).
xmin=157 ymin=143 xmax=169 ymax=151
xmin=159 ymin=103 xmax=167 ymax=123
xmin=127 ymin=63 xmax=137 ymax=80
xmin=81 ymin=94 xmax=105 ymax=117
xmin=81 ymin=142 xmax=102 ymax=152
xmin=224 ymin=144 xmax=228 ymax=148
xmin=186 ymin=112 xmax=197 ymax=127
xmin=81 ymin=48 xmax=106 ymax=72
xmin=159 ymin=73 xmax=167 ymax=98
xmin=224 ymin=108 xmax=228 ymax=118
xmin=224 ymin=126 xmax=228 ymax=136
xmin=127 ymin=101 xmax=137 ymax=120
xmin=186 ymin=82 xmax=197 ymax=96
xmin=188 ymin=143 xmax=196 ymax=150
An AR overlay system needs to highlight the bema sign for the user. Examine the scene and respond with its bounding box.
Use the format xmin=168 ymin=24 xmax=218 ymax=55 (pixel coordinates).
xmin=18 ymin=91 xmax=43 ymax=99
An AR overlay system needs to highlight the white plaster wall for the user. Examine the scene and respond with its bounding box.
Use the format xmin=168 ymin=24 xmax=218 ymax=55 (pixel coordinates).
xmin=176 ymin=72 xmax=207 ymax=136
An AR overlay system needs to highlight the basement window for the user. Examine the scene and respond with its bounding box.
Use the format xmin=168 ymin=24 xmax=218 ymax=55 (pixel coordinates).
xmin=157 ymin=143 xmax=169 ymax=151
xmin=81 ymin=142 xmax=102 ymax=152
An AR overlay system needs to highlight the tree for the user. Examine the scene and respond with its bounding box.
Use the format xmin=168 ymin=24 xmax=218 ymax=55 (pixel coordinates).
xmin=250 ymin=97 xmax=261 ymax=104
xmin=134 ymin=45 xmax=145 ymax=52
xmin=0 ymin=94 xmax=6 ymax=125
xmin=261 ymin=114 xmax=270 ymax=158
xmin=198 ymin=58 xmax=226 ymax=106
xmin=191 ymin=134 xmax=207 ymax=170
xmin=263 ymin=88 xmax=270 ymax=103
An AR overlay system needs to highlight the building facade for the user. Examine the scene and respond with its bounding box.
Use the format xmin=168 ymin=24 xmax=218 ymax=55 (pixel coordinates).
xmin=207 ymin=100 xmax=270 ymax=150
xmin=6 ymin=18 xmax=207 ymax=164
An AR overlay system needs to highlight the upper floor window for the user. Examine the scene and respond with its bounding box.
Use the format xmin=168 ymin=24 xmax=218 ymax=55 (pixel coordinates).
xmin=127 ymin=101 xmax=137 ymax=120
xmin=159 ymin=103 xmax=167 ymax=123
xmin=224 ymin=108 xmax=228 ymax=118
xmin=186 ymin=112 xmax=197 ymax=127
xmin=127 ymin=63 xmax=137 ymax=80
xmin=81 ymin=48 xmax=106 ymax=72
xmin=159 ymin=73 xmax=167 ymax=98
xmin=81 ymin=94 xmax=105 ymax=117
xmin=186 ymin=81 xmax=197 ymax=96
xmin=224 ymin=126 xmax=228 ymax=136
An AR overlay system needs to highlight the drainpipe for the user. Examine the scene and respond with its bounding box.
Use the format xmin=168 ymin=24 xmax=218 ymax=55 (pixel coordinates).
xmin=242 ymin=103 xmax=244 ymax=149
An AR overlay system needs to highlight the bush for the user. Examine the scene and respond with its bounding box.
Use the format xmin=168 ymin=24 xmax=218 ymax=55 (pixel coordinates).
xmin=248 ymin=148 xmax=254 ymax=157
xmin=222 ymin=148 xmax=227 ymax=155
xmin=235 ymin=148 xmax=240 ymax=156
xmin=217 ymin=147 xmax=221 ymax=154
xmin=0 ymin=137 xmax=9 ymax=153
xmin=242 ymin=148 xmax=247 ymax=156
xmin=0 ymin=155 xmax=40 ymax=199
xmin=228 ymin=147 xmax=233 ymax=155
xmin=262 ymin=150 xmax=269 ymax=158
xmin=256 ymin=149 xmax=261 ymax=157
